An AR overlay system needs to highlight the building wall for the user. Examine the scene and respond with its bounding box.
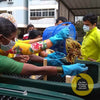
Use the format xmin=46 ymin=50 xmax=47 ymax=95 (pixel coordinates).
xmin=13 ymin=10 xmax=28 ymax=27
xmin=69 ymin=12 xmax=75 ymax=22
xmin=0 ymin=0 xmax=28 ymax=28
xmin=58 ymin=1 xmax=68 ymax=19
xmin=0 ymin=0 xmax=59 ymax=28
xmin=0 ymin=0 xmax=28 ymax=7
xmin=28 ymin=0 xmax=58 ymax=28
xmin=58 ymin=1 xmax=74 ymax=22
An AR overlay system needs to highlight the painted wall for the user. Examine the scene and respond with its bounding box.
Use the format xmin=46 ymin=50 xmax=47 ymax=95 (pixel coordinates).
xmin=29 ymin=0 xmax=57 ymax=6
xmin=58 ymin=1 xmax=68 ymax=19
xmin=0 ymin=0 xmax=28 ymax=7
xmin=58 ymin=1 xmax=74 ymax=22
xmin=28 ymin=0 xmax=58 ymax=28
xmin=29 ymin=18 xmax=55 ymax=28
xmin=69 ymin=12 xmax=75 ymax=22
xmin=0 ymin=0 xmax=28 ymax=27
xmin=13 ymin=10 xmax=28 ymax=27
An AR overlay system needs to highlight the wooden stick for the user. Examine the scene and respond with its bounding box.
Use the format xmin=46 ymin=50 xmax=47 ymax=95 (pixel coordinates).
xmin=65 ymin=75 xmax=71 ymax=83
xmin=43 ymin=59 xmax=47 ymax=80
xmin=65 ymin=75 xmax=75 ymax=83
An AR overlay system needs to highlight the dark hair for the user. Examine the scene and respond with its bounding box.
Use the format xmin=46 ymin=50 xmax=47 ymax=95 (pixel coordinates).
xmin=26 ymin=24 xmax=34 ymax=31
xmin=0 ymin=17 xmax=17 ymax=37
xmin=28 ymin=30 xmax=41 ymax=39
xmin=56 ymin=16 xmax=67 ymax=24
xmin=83 ymin=14 xmax=97 ymax=24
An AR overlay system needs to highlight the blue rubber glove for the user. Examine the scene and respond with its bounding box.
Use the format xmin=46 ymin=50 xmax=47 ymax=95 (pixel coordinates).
xmin=45 ymin=57 xmax=64 ymax=66
xmin=49 ymin=27 xmax=69 ymax=45
xmin=47 ymin=51 xmax=66 ymax=59
xmin=45 ymin=51 xmax=66 ymax=66
xmin=61 ymin=63 xmax=88 ymax=77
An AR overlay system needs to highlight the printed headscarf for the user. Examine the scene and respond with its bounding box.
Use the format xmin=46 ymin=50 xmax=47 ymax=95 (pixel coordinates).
xmin=0 ymin=13 xmax=17 ymax=27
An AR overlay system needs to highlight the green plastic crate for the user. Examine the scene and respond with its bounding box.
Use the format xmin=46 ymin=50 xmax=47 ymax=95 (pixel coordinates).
xmin=0 ymin=83 xmax=84 ymax=100
xmin=0 ymin=60 xmax=100 ymax=99
xmin=75 ymin=60 xmax=100 ymax=83
xmin=0 ymin=75 xmax=100 ymax=100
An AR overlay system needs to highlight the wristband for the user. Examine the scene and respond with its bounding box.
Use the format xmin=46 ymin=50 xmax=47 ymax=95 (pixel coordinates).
xmin=41 ymin=40 xmax=47 ymax=50
xmin=57 ymin=67 xmax=63 ymax=74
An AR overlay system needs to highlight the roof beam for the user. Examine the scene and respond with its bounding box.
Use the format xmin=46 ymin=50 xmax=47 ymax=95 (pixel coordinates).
xmin=58 ymin=0 xmax=100 ymax=16
xmin=74 ymin=13 xmax=100 ymax=16
xmin=70 ymin=7 xmax=100 ymax=10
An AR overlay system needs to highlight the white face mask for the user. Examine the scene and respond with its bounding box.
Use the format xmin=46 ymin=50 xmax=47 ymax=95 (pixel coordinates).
xmin=83 ymin=25 xmax=90 ymax=32
xmin=0 ymin=36 xmax=15 ymax=51
xmin=1 ymin=40 xmax=15 ymax=51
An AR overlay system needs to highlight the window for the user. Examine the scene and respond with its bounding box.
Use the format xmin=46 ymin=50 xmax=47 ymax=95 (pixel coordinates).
xmin=7 ymin=0 xmax=13 ymax=4
xmin=49 ymin=9 xmax=54 ymax=16
xmin=7 ymin=11 xmax=12 ymax=14
xmin=8 ymin=0 xmax=12 ymax=2
xmin=30 ymin=9 xmax=55 ymax=18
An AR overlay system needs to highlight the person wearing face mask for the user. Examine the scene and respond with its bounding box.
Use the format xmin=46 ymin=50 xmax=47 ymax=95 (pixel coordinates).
xmin=0 ymin=17 xmax=88 ymax=76
xmin=81 ymin=14 xmax=100 ymax=62
xmin=0 ymin=13 xmax=42 ymax=62
xmin=0 ymin=15 xmax=70 ymax=56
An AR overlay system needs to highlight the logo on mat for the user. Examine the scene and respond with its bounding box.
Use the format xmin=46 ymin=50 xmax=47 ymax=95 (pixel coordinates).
xmin=71 ymin=73 xmax=94 ymax=96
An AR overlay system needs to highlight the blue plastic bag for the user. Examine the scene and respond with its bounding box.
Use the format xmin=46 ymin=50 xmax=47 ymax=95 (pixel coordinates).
xmin=43 ymin=22 xmax=76 ymax=55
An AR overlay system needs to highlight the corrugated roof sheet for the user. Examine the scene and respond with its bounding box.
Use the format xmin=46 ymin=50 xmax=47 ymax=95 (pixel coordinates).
xmin=60 ymin=0 xmax=100 ymax=16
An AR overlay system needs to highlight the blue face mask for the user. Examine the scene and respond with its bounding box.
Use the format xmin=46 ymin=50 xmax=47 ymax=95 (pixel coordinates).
xmin=83 ymin=25 xmax=90 ymax=32
xmin=0 ymin=36 xmax=15 ymax=51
